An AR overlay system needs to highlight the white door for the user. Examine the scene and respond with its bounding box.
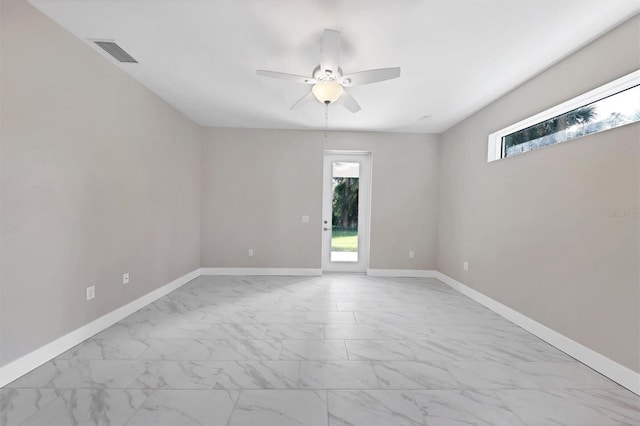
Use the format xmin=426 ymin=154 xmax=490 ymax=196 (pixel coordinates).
xmin=322 ymin=151 xmax=371 ymax=272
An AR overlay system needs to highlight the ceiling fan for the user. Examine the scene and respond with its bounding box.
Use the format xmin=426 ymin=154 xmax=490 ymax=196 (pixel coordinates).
xmin=257 ymin=29 xmax=401 ymax=113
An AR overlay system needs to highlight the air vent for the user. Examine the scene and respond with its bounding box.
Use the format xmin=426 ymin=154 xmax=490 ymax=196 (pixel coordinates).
xmin=93 ymin=41 xmax=138 ymax=63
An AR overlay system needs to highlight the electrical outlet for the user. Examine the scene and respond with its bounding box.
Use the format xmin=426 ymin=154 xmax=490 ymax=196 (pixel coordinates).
xmin=86 ymin=285 xmax=95 ymax=301
xmin=301 ymin=215 xmax=309 ymax=223
xmin=463 ymin=261 xmax=469 ymax=271
xmin=409 ymin=251 xmax=415 ymax=258
xmin=248 ymin=249 xmax=254 ymax=257
xmin=123 ymin=273 xmax=129 ymax=285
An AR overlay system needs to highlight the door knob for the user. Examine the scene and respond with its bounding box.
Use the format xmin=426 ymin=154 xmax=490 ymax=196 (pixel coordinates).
xmin=323 ymin=227 xmax=329 ymax=231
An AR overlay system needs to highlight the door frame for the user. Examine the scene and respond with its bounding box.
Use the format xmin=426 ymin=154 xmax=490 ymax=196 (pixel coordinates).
xmin=321 ymin=150 xmax=372 ymax=273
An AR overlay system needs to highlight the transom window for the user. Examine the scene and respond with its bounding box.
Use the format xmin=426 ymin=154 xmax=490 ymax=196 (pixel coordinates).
xmin=488 ymin=70 xmax=640 ymax=161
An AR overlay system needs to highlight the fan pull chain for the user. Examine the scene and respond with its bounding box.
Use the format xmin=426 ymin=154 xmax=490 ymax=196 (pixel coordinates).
xmin=324 ymin=103 xmax=329 ymax=142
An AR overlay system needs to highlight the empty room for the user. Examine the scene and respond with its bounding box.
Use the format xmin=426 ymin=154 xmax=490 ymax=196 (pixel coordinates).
xmin=1 ymin=0 xmax=639 ymax=425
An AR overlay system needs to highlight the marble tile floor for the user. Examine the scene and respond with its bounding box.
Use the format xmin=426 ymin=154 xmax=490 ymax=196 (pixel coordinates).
xmin=1 ymin=274 xmax=639 ymax=425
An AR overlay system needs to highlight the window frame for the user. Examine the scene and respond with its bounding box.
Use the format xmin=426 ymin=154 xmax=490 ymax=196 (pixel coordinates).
xmin=487 ymin=69 xmax=640 ymax=162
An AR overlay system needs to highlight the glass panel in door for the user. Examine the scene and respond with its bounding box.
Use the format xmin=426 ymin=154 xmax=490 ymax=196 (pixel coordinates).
xmin=330 ymin=162 xmax=359 ymax=262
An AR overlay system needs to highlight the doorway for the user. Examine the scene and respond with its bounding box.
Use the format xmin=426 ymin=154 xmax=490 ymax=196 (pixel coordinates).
xmin=322 ymin=151 xmax=371 ymax=272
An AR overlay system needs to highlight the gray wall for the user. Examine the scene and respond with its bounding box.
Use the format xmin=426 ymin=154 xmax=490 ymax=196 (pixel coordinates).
xmin=0 ymin=0 xmax=201 ymax=365
xmin=201 ymin=128 xmax=439 ymax=270
xmin=437 ymin=16 xmax=640 ymax=372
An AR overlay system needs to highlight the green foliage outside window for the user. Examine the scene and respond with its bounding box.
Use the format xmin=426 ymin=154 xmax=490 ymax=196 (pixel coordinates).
xmin=332 ymin=177 xmax=359 ymax=229
xmin=503 ymin=105 xmax=597 ymax=149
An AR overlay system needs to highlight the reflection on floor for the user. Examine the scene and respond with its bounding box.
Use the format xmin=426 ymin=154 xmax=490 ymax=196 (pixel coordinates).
xmin=330 ymin=251 xmax=358 ymax=262
xmin=2 ymin=274 xmax=639 ymax=425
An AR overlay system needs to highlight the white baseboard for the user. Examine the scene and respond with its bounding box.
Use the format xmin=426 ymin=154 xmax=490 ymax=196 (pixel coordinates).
xmin=366 ymin=269 xmax=438 ymax=278
xmin=0 ymin=268 xmax=201 ymax=388
xmin=433 ymin=271 xmax=640 ymax=396
xmin=200 ymin=267 xmax=322 ymax=276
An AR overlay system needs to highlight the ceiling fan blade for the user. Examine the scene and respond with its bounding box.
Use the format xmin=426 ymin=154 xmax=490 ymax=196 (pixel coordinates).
xmin=256 ymin=70 xmax=316 ymax=84
xmin=337 ymin=89 xmax=361 ymax=113
xmin=320 ymin=29 xmax=341 ymax=75
xmin=290 ymin=91 xmax=316 ymax=110
xmin=341 ymin=67 xmax=401 ymax=86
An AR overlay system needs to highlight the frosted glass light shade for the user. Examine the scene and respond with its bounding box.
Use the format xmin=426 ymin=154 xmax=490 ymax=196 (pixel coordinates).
xmin=312 ymin=81 xmax=343 ymax=104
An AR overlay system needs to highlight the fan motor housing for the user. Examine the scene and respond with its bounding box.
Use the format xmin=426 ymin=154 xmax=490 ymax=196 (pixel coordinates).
xmin=313 ymin=65 xmax=343 ymax=81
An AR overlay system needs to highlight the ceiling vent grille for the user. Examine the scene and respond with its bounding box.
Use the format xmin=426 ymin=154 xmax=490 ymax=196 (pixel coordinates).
xmin=93 ymin=41 xmax=138 ymax=63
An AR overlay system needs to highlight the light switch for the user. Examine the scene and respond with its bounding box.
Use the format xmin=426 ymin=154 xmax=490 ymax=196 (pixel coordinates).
xmin=301 ymin=215 xmax=309 ymax=223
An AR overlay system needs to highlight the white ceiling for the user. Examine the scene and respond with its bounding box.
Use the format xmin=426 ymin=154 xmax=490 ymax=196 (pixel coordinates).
xmin=30 ymin=0 xmax=639 ymax=133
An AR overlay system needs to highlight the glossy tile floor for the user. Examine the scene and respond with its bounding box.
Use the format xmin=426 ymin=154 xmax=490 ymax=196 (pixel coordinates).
xmin=2 ymin=274 xmax=639 ymax=425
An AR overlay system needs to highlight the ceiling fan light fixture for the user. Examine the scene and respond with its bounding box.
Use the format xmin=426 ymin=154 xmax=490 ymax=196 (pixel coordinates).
xmin=257 ymin=29 xmax=400 ymax=113
xmin=312 ymin=81 xmax=343 ymax=104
